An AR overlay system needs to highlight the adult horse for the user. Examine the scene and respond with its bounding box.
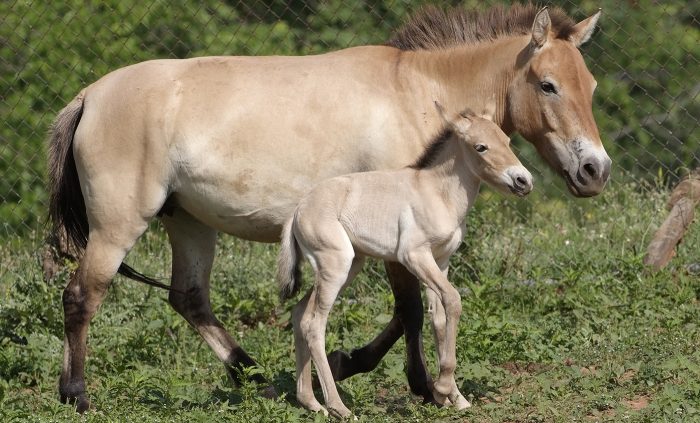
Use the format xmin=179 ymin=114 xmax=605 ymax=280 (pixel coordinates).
xmin=48 ymin=4 xmax=610 ymax=412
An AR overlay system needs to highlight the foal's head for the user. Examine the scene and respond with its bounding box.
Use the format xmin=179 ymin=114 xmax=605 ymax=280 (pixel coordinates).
xmin=437 ymin=101 xmax=532 ymax=197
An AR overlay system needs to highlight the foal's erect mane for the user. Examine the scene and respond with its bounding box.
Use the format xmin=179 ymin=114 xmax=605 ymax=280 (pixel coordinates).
xmin=410 ymin=127 xmax=453 ymax=169
xmin=387 ymin=3 xmax=576 ymax=51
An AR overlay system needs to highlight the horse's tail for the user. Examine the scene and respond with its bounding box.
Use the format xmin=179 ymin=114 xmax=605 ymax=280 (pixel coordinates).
xmin=48 ymin=91 xmax=88 ymax=258
xmin=277 ymin=216 xmax=303 ymax=300
xmin=47 ymin=91 xmax=175 ymax=292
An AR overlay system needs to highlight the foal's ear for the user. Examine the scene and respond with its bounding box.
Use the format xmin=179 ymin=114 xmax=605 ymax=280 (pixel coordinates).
xmin=458 ymin=108 xmax=476 ymax=126
xmin=569 ymin=9 xmax=601 ymax=47
xmin=531 ymin=7 xmax=551 ymax=49
xmin=479 ymin=97 xmax=497 ymax=122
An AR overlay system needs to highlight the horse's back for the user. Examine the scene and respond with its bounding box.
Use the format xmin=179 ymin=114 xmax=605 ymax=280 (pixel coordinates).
xmin=72 ymin=46 xmax=430 ymax=241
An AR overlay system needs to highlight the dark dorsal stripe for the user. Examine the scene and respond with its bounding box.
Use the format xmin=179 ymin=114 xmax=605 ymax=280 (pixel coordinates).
xmin=387 ymin=3 xmax=577 ymax=51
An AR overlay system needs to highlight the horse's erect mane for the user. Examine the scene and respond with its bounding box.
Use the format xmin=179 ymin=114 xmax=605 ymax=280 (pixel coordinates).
xmin=387 ymin=3 xmax=577 ymax=51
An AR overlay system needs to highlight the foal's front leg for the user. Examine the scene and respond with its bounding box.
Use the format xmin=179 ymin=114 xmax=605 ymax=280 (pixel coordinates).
xmin=327 ymin=262 xmax=435 ymax=404
xmin=426 ymin=284 xmax=470 ymax=410
xmin=403 ymin=251 xmax=465 ymax=407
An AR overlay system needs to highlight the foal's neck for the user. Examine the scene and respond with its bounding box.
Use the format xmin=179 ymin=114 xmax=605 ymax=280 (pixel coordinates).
xmin=418 ymin=134 xmax=480 ymax=219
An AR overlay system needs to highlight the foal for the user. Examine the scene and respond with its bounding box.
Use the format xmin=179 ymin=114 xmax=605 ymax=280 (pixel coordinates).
xmin=277 ymin=103 xmax=533 ymax=418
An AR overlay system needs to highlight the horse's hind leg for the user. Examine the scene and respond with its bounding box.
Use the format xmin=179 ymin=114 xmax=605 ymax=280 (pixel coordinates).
xmin=161 ymin=209 xmax=276 ymax=397
xmin=59 ymin=220 xmax=151 ymax=412
xmin=327 ymin=262 xmax=435 ymax=403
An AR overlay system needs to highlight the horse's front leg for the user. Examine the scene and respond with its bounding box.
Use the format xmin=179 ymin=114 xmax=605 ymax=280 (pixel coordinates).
xmin=327 ymin=261 xmax=436 ymax=404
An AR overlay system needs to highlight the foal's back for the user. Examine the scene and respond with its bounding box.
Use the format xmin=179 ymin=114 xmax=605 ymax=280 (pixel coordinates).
xmin=294 ymin=167 xmax=445 ymax=262
xmin=291 ymin=107 xmax=532 ymax=266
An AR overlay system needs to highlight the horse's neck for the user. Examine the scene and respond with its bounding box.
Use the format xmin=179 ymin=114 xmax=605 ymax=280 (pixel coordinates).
xmin=402 ymin=36 xmax=527 ymax=132
xmin=420 ymin=137 xmax=480 ymax=219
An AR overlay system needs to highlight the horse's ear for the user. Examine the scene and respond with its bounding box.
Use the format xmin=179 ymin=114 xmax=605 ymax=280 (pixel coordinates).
xmin=569 ymin=9 xmax=601 ymax=47
xmin=531 ymin=7 xmax=551 ymax=49
xmin=479 ymin=97 xmax=496 ymax=121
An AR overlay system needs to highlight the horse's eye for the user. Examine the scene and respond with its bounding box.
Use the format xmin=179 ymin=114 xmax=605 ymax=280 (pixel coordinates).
xmin=474 ymin=144 xmax=488 ymax=153
xmin=540 ymin=81 xmax=557 ymax=94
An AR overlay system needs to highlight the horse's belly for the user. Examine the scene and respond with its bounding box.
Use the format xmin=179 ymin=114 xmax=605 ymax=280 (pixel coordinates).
xmin=174 ymin=191 xmax=291 ymax=242
xmin=172 ymin=171 xmax=301 ymax=242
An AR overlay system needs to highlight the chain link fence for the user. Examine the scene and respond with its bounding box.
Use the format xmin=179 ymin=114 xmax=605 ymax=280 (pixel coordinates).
xmin=1 ymin=0 xmax=698 ymax=243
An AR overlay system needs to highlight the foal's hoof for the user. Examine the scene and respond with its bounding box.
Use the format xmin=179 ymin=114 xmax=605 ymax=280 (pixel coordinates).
xmin=452 ymin=394 xmax=471 ymax=410
xmin=298 ymin=395 xmax=328 ymax=416
xmin=328 ymin=404 xmax=353 ymax=420
xmin=431 ymin=389 xmax=451 ymax=407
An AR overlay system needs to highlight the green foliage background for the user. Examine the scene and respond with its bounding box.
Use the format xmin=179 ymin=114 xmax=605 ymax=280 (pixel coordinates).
xmin=1 ymin=2 xmax=699 ymax=421
xmin=1 ymin=0 xmax=698 ymax=236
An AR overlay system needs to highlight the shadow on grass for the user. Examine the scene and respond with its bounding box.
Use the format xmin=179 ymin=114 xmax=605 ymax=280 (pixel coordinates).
xmin=132 ymin=370 xmax=300 ymax=411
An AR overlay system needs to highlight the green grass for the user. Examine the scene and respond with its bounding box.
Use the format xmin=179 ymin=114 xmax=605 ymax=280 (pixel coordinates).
xmin=1 ymin=179 xmax=699 ymax=422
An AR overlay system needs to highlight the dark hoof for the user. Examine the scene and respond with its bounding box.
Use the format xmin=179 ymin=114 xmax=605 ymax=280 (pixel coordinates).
xmin=259 ymin=385 xmax=279 ymax=399
xmin=60 ymin=387 xmax=90 ymax=413
xmin=75 ymin=395 xmax=90 ymax=413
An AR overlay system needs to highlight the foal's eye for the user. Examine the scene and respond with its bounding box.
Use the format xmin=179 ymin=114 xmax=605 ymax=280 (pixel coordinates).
xmin=474 ymin=144 xmax=488 ymax=153
xmin=540 ymin=81 xmax=557 ymax=94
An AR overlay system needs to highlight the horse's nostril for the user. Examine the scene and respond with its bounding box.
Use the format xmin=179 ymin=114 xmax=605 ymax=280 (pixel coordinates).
xmin=516 ymin=176 xmax=527 ymax=187
xmin=583 ymin=162 xmax=598 ymax=179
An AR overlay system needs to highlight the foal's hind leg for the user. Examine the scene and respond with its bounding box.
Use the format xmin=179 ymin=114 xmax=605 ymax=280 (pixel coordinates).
xmin=293 ymin=290 xmax=325 ymax=414
xmin=161 ymin=209 xmax=276 ymax=398
xmin=327 ymin=262 xmax=435 ymax=403
xmin=299 ymin=251 xmax=360 ymax=419
xmin=59 ymin=222 xmax=151 ymax=412
xmin=296 ymin=257 xmax=364 ymax=415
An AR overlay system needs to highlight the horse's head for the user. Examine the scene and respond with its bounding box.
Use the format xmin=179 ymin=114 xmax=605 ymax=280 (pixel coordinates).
xmin=507 ymin=7 xmax=611 ymax=197
xmin=436 ymin=101 xmax=533 ymax=198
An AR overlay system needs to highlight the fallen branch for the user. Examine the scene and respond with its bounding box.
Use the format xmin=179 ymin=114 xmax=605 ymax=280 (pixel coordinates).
xmin=644 ymin=169 xmax=700 ymax=270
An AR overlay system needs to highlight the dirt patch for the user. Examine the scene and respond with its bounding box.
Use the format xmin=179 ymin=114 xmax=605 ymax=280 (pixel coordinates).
xmin=585 ymin=408 xmax=616 ymax=421
xmin=586 ymin=408 xmax=615 ymax=422
xmin=617 ymin=369 xmax=636 ymax=384
xmin=501 ymin=361 xmax=548 ymax=375
xmin=580 ymin=366 xmax=598 ymax=376
xmin=622 ymin=395 xmax=650 ymax=410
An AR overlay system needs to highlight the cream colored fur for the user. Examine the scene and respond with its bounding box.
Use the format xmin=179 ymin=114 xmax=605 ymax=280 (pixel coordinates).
xmin=51 ymin=6 xmax=607 ymax=411
xmin=278 ymin=105 xmax=532 ymax=417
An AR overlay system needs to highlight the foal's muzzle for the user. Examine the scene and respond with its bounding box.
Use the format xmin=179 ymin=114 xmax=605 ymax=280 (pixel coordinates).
xmin=507 ymin=168 xmax=533 ymax=197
